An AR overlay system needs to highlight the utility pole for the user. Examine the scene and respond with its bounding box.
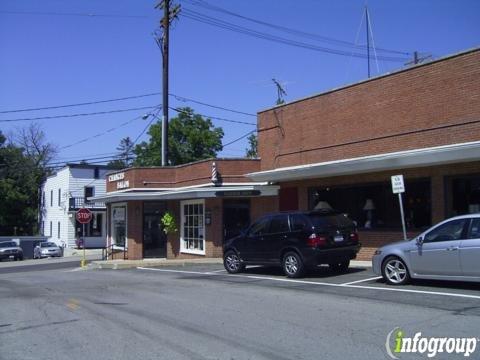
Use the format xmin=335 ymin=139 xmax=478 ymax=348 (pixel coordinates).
xmin=365 ymin=6 xmax=370 ymax=78
xmin=156 ymin=1 xmax=180 ymax=166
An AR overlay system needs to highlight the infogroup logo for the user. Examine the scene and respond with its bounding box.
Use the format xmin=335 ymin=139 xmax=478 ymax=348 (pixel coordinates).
xmin=385 ymin=327 xmax=478 ymax=358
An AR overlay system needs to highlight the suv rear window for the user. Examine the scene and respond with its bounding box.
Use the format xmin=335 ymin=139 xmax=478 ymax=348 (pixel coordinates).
xmin=269 ymin=215 xmax=290 ymax=233
xmin=308 ymin=213 xmax=354 ymax=229
xmin=0 ymin=242 xmax=16 ymax=248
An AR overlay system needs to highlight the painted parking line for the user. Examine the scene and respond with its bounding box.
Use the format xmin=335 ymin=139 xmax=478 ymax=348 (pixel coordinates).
xmin=137 ymin=267 xmax=480 ymax=300
xmin=340 ymin=276 xmax=382 ymax=285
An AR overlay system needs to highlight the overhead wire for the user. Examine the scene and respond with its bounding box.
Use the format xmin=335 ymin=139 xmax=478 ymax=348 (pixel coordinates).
xmin=184 ymin=0 xmax=410 ymax=56
xmin=180 ymin=8 xmax=408 ymax=62
xmin=0 ymin=106 xmax=157 ymax=123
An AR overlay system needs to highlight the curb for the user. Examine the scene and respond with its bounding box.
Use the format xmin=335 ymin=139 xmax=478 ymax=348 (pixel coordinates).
xmin=91 ymin=258 xmax=371 ymax=270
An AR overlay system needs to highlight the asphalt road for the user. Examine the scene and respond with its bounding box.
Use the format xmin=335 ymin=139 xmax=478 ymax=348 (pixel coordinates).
xmin=0 ymin=263 xmax=479 ymax=360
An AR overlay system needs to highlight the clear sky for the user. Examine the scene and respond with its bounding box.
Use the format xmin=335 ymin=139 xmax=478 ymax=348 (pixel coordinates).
xmin=0 ymin=0 xmax=479 ymax=167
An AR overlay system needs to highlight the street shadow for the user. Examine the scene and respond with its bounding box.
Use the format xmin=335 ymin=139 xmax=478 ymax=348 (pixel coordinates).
xmin=243 ymin=265 xmax=369 ymax=279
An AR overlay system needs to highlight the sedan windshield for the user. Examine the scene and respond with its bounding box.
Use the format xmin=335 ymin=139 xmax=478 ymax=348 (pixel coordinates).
xmin=41 ymin=242 xmax=57 ymax=248
xmin=0 ymin=242 xmax=16 ymax=248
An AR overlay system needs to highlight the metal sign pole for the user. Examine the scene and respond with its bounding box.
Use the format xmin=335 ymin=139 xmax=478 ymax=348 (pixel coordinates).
xmin=398 ymin=193 xmax=407 ymax=241
xmin=82 ymin=223 xmax=86 ymax=267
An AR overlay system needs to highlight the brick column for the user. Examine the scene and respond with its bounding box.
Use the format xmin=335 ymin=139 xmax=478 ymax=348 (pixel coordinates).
xmin=127 ymin=201 xmax=143 ymax=260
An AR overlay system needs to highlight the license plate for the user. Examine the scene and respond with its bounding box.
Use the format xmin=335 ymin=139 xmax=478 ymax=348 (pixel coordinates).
xmin=334 ymin=235 xmax=344 ymax=242
xmin=8 ymin=255 xmax=14 ymax=259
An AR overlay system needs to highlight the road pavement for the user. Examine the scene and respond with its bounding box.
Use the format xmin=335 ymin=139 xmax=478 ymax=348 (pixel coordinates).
xmin=0 ymin=263 xmax=479 ymax=360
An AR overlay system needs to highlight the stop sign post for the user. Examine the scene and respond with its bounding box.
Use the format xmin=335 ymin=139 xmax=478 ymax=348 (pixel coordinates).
xmin=76 ymin=208 xmax=92 ymax=267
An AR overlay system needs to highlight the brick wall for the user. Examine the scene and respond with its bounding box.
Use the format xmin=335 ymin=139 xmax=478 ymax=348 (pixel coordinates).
xmin=127 ymin=201 xmax=143 ymax=260
xmin=258 ymin=49 xmax=480 ymax=171
xmin=356 ymin=230 xmax=419 ymax=261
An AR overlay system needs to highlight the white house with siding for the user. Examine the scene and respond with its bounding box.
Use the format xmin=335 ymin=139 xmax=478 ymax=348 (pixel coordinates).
xmin=39 ymin=164 xmax=110 ymax=248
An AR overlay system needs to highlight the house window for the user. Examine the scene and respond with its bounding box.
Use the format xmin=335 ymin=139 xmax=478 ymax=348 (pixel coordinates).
xmin=50 ymin=190 xmax=53 ymax=207
xmin=58 ymin=222 xmax=61 ymax=239
xmin=50 ymin=221 xmax=52 ymax=237
xmin=181 ymin=200 xmax=205 ymax=255
xmin=41 ymin=221 xmax=45 ymax=236
xmin=111 ymin=206 xmax=126 ymax=247
xmin=84 ymin=187 xmax=94 ymax=203
xmin=58 ymin=188 xmax=61 ymax=206
xmin=42 ymin=192 xmax=45 ymax=207
xmin=76 ymin=213 xmax=103 ymax=237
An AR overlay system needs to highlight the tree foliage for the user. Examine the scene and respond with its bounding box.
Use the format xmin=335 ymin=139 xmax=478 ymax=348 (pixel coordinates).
xmin=108 ymin=136 xmax=135 ymax=169
xmin=0 ymin=124 xmax=56 ymax=235
xmin=245 ymin=133 xmax=258 ymax=158
xmin=134 ymin=107 xmax=224 ymax=166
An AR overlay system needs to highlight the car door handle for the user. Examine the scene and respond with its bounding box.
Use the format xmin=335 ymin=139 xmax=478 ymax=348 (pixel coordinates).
xmin=446 ymin=246 xmax=459 ymax=251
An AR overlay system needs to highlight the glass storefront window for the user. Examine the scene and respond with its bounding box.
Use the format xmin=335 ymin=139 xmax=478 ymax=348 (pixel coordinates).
xmin=308 ymin=178 xmax=431 ymax=230
xmin=112 ymin=206 xmax=126 ymax=247
xmin=446 ymin=174 xmax=480 ymax=217
xmin=181 ymin=200 xmax=205 ymax=254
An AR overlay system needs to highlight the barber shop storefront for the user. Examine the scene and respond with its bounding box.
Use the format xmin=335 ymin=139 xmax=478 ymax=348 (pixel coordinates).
xmin=94 ymin=159 xmax=278 ymax=260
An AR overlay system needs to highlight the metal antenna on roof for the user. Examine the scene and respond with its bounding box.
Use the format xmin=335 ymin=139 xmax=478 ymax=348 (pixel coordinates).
xmin=272 ymin=78 xmax=287 ymax=105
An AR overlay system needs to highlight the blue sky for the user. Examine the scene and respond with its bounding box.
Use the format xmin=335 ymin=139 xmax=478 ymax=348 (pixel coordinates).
xmin=0 ymin=0 xmax=479 ymax=166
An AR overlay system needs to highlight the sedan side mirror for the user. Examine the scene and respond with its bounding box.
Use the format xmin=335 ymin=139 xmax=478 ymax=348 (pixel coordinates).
xmin=416 ymin=236 xmax=424 ymax=246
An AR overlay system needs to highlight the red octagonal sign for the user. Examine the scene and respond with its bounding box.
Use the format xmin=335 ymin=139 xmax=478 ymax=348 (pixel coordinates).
xmin=76 ymin=208 xmax=93 ymax=224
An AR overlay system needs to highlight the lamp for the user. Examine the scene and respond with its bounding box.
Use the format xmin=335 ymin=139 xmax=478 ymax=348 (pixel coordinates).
xmin=363 ymin=199 xmax=376 ymax=211
xmin=363 ymin=199 xmax=375 ymax=228
xmin=314 ymin=201 xmax=333 ymax=210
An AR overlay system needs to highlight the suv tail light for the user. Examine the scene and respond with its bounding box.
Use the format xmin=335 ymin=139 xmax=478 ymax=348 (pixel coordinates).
xmin=349 ymin=232 xmax=359 ymax=242
xmin=307 ymin=234 xmax=327 ymax=247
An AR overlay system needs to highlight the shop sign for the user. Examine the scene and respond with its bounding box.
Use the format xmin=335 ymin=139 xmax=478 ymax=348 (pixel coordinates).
xmin=117 ymin=180 xmax=129 ymax=189
xmin=215 ymin=190 xmax=261 ymax=197
xmin=108 ymin=172 xmax=125 ymax=182
xmin=391 ymin=175 xmax=405 ymax=194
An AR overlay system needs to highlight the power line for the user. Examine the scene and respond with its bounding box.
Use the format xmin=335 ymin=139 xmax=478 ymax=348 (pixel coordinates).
xmin=0 ymin=10 xmax=151 ymax=19
xmin=184 ymin=0 xmax=410 ymax=56
xmin=0 ymin=106 xmax=158 ymax=123
xmin=180 ymin=8 xmax=408 ymax=62
xmin=222 ymin=129 xmax=256 ymax=148
xmin=0 ymin=92 xmax=256 ymax=117
xmin=170 ymin=107 xmax=256 ymax=125
xmin=0 ymin=92 xmax=161 ymax=114
xmin=170 ymin=94 xmax=256 ymax=117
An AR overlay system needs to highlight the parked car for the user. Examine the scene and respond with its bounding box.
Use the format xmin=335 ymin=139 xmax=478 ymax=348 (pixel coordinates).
xmin=0 ymin=241 xmax=24 ymax=261
xmin=34 ymin=242 xmax=63 ymax=259
xmin=223 ymin=210 xmax=361 ymax=278
xmin=373 ymin=214 xmax=480 ymax=285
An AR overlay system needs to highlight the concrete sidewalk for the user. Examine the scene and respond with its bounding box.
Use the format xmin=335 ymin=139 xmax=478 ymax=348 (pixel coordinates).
xmin=91 ymin=258 xmax=371 ymax=270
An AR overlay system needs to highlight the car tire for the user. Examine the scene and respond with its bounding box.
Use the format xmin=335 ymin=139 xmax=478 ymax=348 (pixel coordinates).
xmin=223 ymin=250 xmax=245 ymax=274
xmin=329 ymin=260 xmax=350 ymax=273
xmin=282 ymin=251 xmax=305 ymax=278
xmin=382 ymin=256 xmax=410 ymax=285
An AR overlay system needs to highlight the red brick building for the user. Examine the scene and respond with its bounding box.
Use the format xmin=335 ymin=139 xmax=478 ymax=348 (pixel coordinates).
xmin=96 ymin=48 xmax=480 ymax=261
xmin=248 ymin=48 xmax=480 ymax=259
xmin=95 ymin=159 xmax=278 ymax=260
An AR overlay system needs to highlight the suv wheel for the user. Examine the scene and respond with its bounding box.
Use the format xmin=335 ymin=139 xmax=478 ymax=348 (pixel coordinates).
xmin=382 ymin=256 xmax=410 ymax=285
xmin=282 ymin=251 xmax=305 ymax=278
xmin=223 ymin=251 xmax=245 ymax=274
xmin=329 ymin=260 xmax=350 ymax=273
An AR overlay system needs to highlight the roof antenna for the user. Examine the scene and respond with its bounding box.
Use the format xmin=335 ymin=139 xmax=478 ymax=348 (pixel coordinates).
xmin=272 ymin=78 xmax=287 ymax=105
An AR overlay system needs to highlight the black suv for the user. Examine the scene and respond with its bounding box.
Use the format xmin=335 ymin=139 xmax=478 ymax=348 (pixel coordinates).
xmin=223 ymin=210 xmax=361 ymax=278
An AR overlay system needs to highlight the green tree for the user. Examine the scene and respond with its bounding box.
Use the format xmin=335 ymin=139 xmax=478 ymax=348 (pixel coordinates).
xmin=108 ymin=136 xmax=135 ymax=169
xmin=134 ymin=107 xmax=224 ymax=166
xmin=245 ymin=133 xmax=258 ymax=158
xmin=0 ymin=124 xmax=56 ymax=235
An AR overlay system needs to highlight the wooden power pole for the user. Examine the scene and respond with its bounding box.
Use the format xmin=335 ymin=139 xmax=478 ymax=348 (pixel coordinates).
xmin=156 ymin=1 xmax=180 ymax=166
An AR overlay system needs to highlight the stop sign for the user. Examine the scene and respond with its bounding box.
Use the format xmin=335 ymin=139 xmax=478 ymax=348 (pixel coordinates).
xmin=76 ymin=208 xmax=93 ymax=224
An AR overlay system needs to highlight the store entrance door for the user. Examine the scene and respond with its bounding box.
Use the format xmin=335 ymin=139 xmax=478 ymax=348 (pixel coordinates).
xmin=223 ymin=199 xmax=250 ymax=242
xmin=143 ymin=202 xmax=167 ymax=258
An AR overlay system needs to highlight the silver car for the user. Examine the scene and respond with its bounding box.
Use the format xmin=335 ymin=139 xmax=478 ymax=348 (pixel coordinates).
xmin=34 ymin=242 xmax=63 ymax=259
xmin=373 ymin=214 xmax=480 ymax=285
xmin=0 ymin=241 xmax=23 ymax=261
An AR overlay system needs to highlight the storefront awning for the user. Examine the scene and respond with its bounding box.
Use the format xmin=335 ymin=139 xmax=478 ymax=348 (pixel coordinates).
xmin=247 ymin=141 xmax=480 ymax=182
xmin=90 ymin=184 xmax=279 ymax=203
